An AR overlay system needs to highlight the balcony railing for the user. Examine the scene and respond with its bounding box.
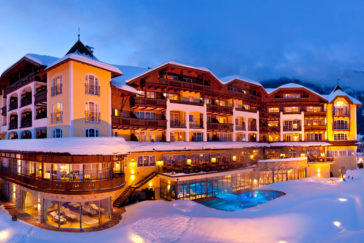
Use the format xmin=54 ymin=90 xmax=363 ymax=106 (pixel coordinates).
xmin=171 ymin=120 xmax=186 ymax=128
xmin=21 ymin=95 xmax=32 ymax=107
xmin=305 ymin=111 xmax=326 ymax=116
xmin=21 ymin=117 xmax=32 ymax=128
xmin=0 ymin=168 xmax=125 ymax=194
xmin=304 ymin=125 xmax=327 ymax=131
xmin=235 ymin=125 xmax=245 ymax=131
xmin=131 ymin=97 xmax=166 ymax=109
xmin=9 ymin=121 xmax=18 ymax=130
xmin=36 ymin=110 xmax=47 ymax=120
xmin=333 ymin=108 xmax=349 ymax=116
xmin=283 ymin=126 xmax=302 ymax=131
xmin=112 ymin=116 xmax=167 ymax=129
xmin=207 ymin=122 xmax=234 ymax=131
xmin=207 ymin=104 xmax=233 ymax=115
xmin=158 ymin=78 xmax=210 ymax=92
xmin=235 ymin=106 xmax=258 ymax=113
xmin=170 ymin=99 xmax=204 ymax=106
xmin=34 ymin=89 xmax=47 ymax=105
xmin=85 ymin=84 xmax=100 ymax=96
xmin=333 ymin=126 xmax=349 ymax=130
xmin=85 ymin=111 xmax=100 ymax=123
xmin=51 ymin=112 xmax=63 ymax=123
xmin=190 ymin=123 xmax=203 ymax=129
xmin=8 ymin=101 xmax=18 ymax=111
xmin=248 ymin=125 xmax=257 ymax=131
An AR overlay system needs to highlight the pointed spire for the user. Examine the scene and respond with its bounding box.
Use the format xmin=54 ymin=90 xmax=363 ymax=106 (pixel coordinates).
xmin=78 ymin=27 xmax=80 ymax=41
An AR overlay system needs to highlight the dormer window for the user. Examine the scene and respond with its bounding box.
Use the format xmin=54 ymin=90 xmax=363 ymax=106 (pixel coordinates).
xmin=283 ymin=93 xmax=300 ymax=98
xmin=51 ymin=76 xmax=62 ymax=96
xmin=85 ymin=74 xmax=100 ymax=95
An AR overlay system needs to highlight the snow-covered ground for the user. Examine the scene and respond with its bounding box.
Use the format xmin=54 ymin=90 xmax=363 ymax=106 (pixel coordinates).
xmin=2 ymin=170 xmax=364 ymax=242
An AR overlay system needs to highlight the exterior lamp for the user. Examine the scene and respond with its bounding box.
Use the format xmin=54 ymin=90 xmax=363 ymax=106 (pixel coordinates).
xmin=148 ymin=181 xmax=153 ymax=188
xmin=211 ymin=157 xmax=216 ymax=163
xmin=301 ymin=153 xmax=306 ymax=157
xmin=317 ymin=168 xmax=321 ymax=177
xmin=129 ymin=159 xmax=136 ymax=168
xmin=157 ymin=160 xmax=164 ymax=166
xmin=250 ymin=154 xmax=254 ymax=160
xmin=187 ymin=159 xmax=192 ymax=165
xmin=232 ymin=156 xmax=237 ymax=162
xmin=320 ymin=153 xmax=325 ymax=157
xmin=280 ymin=153 xmax=285 ymax=159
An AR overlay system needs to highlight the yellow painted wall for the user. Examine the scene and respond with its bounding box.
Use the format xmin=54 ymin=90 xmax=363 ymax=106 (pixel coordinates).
xmin=350 ymin=104 xmax=357 ymax=140
xmin=327 ymin=103 xmax=333 ymax=141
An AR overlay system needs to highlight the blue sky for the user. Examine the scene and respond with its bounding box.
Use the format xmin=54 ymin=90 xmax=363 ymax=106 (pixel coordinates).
xmin=1 ymin=0 xmax=364 ymax=87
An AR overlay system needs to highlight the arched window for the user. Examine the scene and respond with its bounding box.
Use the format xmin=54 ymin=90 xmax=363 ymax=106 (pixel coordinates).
xmin=334 ymin=133 xmax=348 ymax=141
xmin=85 ymin=74 xmax=100 ymax=95
xmin=52 ymin=128 xmax=63 ymax=138
xmin=51 ymin=75 xmax=62 ymax=96
xmin=86 ymin=128 xmax=99 ymax=137
xmin=21 ymin=130 xmax=32 ymax=139
xmin=85 ymin=101 xmax=99 ymax=122
xmin=333 ymin=120 xmax=348 ymax=130
xmin=8 ymin=132 xmax=18 ymax=139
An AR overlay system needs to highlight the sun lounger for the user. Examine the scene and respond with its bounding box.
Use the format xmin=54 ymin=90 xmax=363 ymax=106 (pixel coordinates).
xmin=49 ymin=211 xmax=67 ymax=224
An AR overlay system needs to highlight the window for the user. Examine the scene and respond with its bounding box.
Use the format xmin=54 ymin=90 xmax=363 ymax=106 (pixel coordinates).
xmin=334 ymin=120 xmax=349 ymax=130
xmin=136 ymin=131 xmax=156 ymax=142
xmin=305 ymin=119 xmax=325 ymax=126
xmin=135 ymin=111 xmax=156 ymax=120
xmin=167 ymin=93 xmax=179 ymax=101
xmin=86 ymin=128 xmax=99 ymax=137
xmin=85 ymin=101 xmax=99 ymax=122
xmin=51 ymin=103 xmax=63 ymax=123
xmin=51 ymin=76 xmax=62 ymax=96
xmin=137 ymin=155 xmax=156 ymax=167
xmin=334 ymin=101 xmax=349 ymax=116
xmin=85 ymin=74 xmax=100 ymax=95
xmin=268 ymin=107 xmax=279 ymax=113
xmin=284 ymin=106 xmax=299 ymax=113
xmin=283 ymin=120 xmax=301 ymax=131
xmin=334 ymin=133 xmax=348 ymax=141
xmin=192 ymin=132 xmax=203 ymax=141
xmin=52 ymin=128 xmax=63 ymax=138
xmin=283 ymin=93 xmax=301 ymax=98
xmin=306 ymin=106 xmax=322 ymax=112
xmin=141 ymin=91 xmax=156 ymax=99
xmin=268 ymin=121 xmax=279 ymax=127
xmin=306 ymin=133 xmax=322 ymax=141
xmin=114 ymin=109 xmax=118 ymax=116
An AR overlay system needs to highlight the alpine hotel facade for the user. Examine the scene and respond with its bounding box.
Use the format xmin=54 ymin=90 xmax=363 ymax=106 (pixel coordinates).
xmin=0 ymin=40 xmax=361 ymax=230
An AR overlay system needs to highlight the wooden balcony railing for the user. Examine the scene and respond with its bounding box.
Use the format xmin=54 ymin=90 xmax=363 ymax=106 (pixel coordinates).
xmin=207 ymin=122 xmax=233 ymax=131
xmin=304 ymin=111 xmax=326 ymax=116
xmin=131 ymin=97 xmax=166 ymax=109
xmin=0 ymin=169 xmax=125 ymax=194
xmin=112 ymin=116 xmax=167 ymax=129
xmin=283 ymin=126 xmax=302 ymax=132
xmin=235 ymin=106 xmax=258 ymax=113
xmin=235 ymin=125 xmax=245 ymax=131
xmin=190 ymin=123 xmax=203 ymax=129
xmin=158 ymin=78 xmax=209 ymax=92
xmin=207 ymin=104 xmax=233 ymax=115
xmin=34 ymin=89 xmax=47 ymax=105
xmin=170 ymin=120 xmax=186 ymax=128
xmin=304 ymin=125 xmax=327 ymax=131
xmin=170 ymin=99 xmax=204 ymax=106
xmin=21 ymin=95 xmax=32 ymax=107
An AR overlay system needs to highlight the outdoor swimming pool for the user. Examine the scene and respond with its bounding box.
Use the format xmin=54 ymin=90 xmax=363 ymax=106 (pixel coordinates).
xmin=200 ymin=190 xmax=285 ymax=211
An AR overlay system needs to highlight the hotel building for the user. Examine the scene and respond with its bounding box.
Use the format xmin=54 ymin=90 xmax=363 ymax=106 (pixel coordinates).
xmin=0 ymin=39 xmax=361 ymax=230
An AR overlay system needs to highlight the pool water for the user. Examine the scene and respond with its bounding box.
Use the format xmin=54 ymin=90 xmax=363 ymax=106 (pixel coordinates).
xmin=200 ymin=190 xmax=284 ymax=211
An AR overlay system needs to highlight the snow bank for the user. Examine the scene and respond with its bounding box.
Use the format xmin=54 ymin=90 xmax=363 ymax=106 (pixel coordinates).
xmin=0 ymin=137 xmax=130 ymax=155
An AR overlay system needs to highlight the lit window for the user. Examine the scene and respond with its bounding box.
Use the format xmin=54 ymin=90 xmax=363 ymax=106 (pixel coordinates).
xmin=51 ymin=103 xmax=63 ymax=123
xmin=306 ymin=106 xmax=321 ymax=112
xmin=334 ymin=133 xmax=348 ymax=141
xmin=284 ymin=106 xmax=299 ymax=113
xmin=51 ymin=76 xmax=62 ymax=96
xmin=268 ymin=121 xmax=279 ymax=127
xmin=283 ymin=93 xmax=301 ymax=98
xmin=85 ymin=101 xmax=99 ymax=122
xmin=268 ymin=107 xmax=279 ymax=113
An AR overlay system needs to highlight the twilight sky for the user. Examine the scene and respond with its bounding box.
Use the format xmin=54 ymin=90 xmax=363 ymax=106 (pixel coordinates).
xmin=1 ymin=0 xmax=364 ymax=88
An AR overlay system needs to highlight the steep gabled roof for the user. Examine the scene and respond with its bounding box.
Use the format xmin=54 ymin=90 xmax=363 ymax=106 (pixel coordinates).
xmin=66 ymin=40 xmax=96 ymax=59
xmin=220 ymin=75 xmax=262 ymax=87
xmin=323 ymin=88 xmax=361 ymax=105
xmin=126 ymin=61 xmax=224 ymax=86
xmin=267 ymin=83 xmax=327 ymax=101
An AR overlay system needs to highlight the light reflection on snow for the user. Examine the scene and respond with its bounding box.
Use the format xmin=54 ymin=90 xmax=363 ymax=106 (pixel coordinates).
xmin=338 ymin=198 xmax=348 ymax=202
xmin=333 ymin=221 xmax=342 ymax=228
xmin=130 ymin=233 xmax=144 ymax=243
xmin=0 ymin=230 xmax=9 ymax=241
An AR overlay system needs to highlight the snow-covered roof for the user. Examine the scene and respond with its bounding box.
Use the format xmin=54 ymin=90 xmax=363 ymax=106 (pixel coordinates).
xmin=111 ymin=65 xmax=148 ymax=93
xmin=220 ymin=75 xmax=262 ymax=87
xmin=45 ymin=53 xmax=122 ymax=76
xmin=25 ymin=53 xmax=59 ymax=66
xmin=0 ymin=137 xmax=130 ymax=155
xmin=323 ymin=89 xmax=361 ymax=105
xmin=126 ymin=61 xmax=225 ymax=85
xmin=267 ymin=83 xmax=327 ymax=100
xmin=258 ymin=157 xmax=307 ymax=163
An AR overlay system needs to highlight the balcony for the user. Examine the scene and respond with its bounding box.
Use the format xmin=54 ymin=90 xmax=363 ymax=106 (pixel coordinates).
xmin=170 ymin=120 xmax=186 ymax=128
xmin=51 ymin=112 xmax=63 ymax=123
xmin=235 ymin=125 xmax=245 ymax=131
xmin=333 ymin=126 xmax=349 ymax=131
xmin=283 ymin=126 xmax=302 ymax=132
xmin=0 ymin=168 xmax=125 ymax=194
xmin=235 ymin=106 xmax=258 ymax=113
xmin=34 ymin=88 xmax=47 ymax=105
xmin=8 ymin=101 xmax=18 ymax=111
xmin=190 ymin=123 xmax=203 ymax=129
xmin=36 ymin=110 xmax=47 ymax=119
xmin=21 ymin=117 xmax=32 ymax=128
xmin=207 ymin=104 xmax=233 ymax=115
xmin=304 ymin=125 xmax=327 ymax=131
xmin=1 ymin=106 xmax=6 ymax=116
xmin=333 ymin=108 xmax=349 ymax=116
xmin=9 ymin=121 xmax=18 ymax=130
xmin=112 ymin=116 xmax=167 ymax=130
xmin=170 ymin=99 xmax=203 ymax=106
xmin=248 ymin=125 xmax=257 ymax=131
xmin=85 ymin=111 xmax=100 ymax=123
xmin=305 ymin=111 xmax=326 ymax=116
xmin=260 ymin=126 xmax=280 ymax=132
xmin=207 ymin=122 xmax=233 ymax=131
xmin=131 ymin=97 xmax=166 ymax=109
xmin=158 ymin=78 xmax=210 ymax=92
xmin=21 ymin=95 xmax=32 ymax=107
